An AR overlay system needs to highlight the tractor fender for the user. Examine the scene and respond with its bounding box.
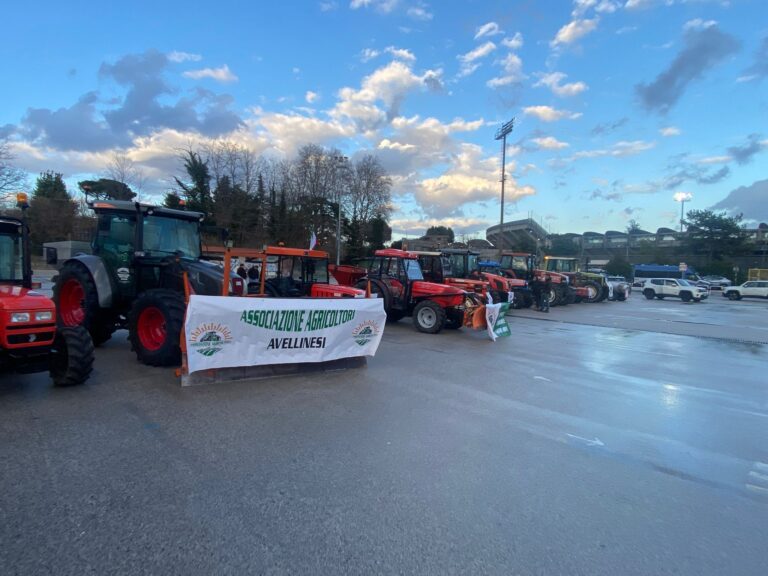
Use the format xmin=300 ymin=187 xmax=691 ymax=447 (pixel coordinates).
xmin=62 ymin=255 xmax=115 ymax=308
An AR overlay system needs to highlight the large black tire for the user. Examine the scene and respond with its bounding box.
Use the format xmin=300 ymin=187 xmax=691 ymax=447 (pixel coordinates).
xmin=727 ymin=291 xmax=740 ymax=300
xmin=412 ymin=300 xmax=446 ymax=334
xmin=565 ymin=287 xmax=577 ymax=305
xmin=49 ymin=326 xmax=94 ymax=387
xmin=680 ymin=291 xmax=692 ymax=302
xmin=128 ymin=289 xmax=186 ymax=367
xmin=643 ymin=289 xmax=655 ymax=300
xmin=583 ymin=281 xmax=603 ymax=303
xmin=53 ymin=261 xmax=116 ymax=346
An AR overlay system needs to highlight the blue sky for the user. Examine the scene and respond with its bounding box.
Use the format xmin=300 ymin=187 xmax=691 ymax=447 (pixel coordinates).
xmin=2 ymin=0 xmax=766 ymax=238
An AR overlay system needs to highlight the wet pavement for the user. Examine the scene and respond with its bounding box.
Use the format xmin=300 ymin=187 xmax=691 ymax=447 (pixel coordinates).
xmin=1 ymin=298 xmax=767 ymax=575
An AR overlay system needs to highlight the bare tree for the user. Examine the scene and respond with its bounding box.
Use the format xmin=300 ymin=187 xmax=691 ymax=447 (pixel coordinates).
xmin=0 ymin=138 xmax=27 ymax=202
xmin=105 ymin=151 xmax=146 ymax=198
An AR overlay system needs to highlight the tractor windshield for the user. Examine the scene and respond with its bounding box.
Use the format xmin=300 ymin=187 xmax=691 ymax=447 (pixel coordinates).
xmin=0 ymin=231 xmax=24 ymax=283
xmin=447 ymin=254 xmax=467 ymax=277
xmin=403 ymin=258 xmax=424 ymax=281
xmin=142 ymin=216 xmax=201 ymax=259
xmin=501 ymin=255 xmax=529 ymax=273
xmin=546 ymin=259 xmax=579 ymax=273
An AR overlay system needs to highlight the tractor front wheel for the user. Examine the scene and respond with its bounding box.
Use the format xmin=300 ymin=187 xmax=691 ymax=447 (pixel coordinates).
xmin=128 ymin=290 xmax=186 ymax=366
xmin=583 ymin=281 xmax=603 ymax=303
xmin=413 ymin=300 xmax=446 ymax=334
xmin=49 ymin=326 xmax=94 ymax=386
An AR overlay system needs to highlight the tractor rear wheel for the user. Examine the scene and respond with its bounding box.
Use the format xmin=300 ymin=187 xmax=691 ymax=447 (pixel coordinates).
xmin=128 ymin=289 xmax=186 ymax=366
xmin=54 ymin=262 xmax=115 ymax=346
xmin=413 ymin=300 xmax=446 ymax=334
xmin=49 ymin=326 xmax=94 ymax=386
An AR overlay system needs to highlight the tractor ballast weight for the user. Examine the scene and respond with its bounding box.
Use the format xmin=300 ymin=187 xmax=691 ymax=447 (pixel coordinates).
xmin=332 ymin=249 xmax=478 ymax=334
xmin=1 ymin=207 xmax=93 ymax=387
xmin=52 ymin=200 xmax=243 ymax=367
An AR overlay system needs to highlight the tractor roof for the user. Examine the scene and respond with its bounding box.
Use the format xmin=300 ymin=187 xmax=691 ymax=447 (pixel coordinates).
xmin=375 ymin=248 xmax=418 ymax=259
xmin=501 ymin=251 xmax=534 ymax=256
xmin=262 ymin=246 xmax=329 ymax=259
xmin=410 ymin=251 xmax=441 ymax=257
xmin=440 ymin=248 xmax=479 ymax=256
xmin=0 ymin=217 xmax=23 ymax=229
xmin=544 ymin=255 xmax=578 ymax=260
xmin=89 ymin=200 xmax=204 ymax=222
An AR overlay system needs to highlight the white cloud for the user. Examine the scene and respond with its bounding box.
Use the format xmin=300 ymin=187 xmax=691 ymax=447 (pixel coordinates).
xmin=378 ymin=139 xmax=417 ymax=152
xmin=659 ymin=126 xmax=681 ymax=137
xmin=183 ymin=64 xmax=238 ymax=83
xmin=349 ymin=0 xmax=398 ymax=12
xmin=523 ymin=105 xmax=582 ymax=122
xmin=167 ymin=51 xmax=202 ymax=63
xmin=697 ymin=155 xmax=731 ymax=164
xmin=331 ymin=61 xmax=443 ymax=130
xmin=305 ymin=91 xmax=319 ymax=103
xmin=253 ymin=111 xmax=355 ymax=155
xmin=534 ymin=71 xmax=588 ymax=97
xmin=568 ymin=140 xmax=656 ymax=160
xmin=595 ymin=0 xmax=619 ymax=13
xmin=385 ymin=46 xmax=416 ymax=61
xmin=407 ymin=6 xmax=433 ymax=20
xmin=319 ymin=1 xmax=338 ymax=11
xmin=475 ymin=22 xmax=503 ymax=40
xmin=360 ymin=48 xmax=381 ymax=62
xmin=532 ymin=136 xmax=570 ymax=150
xmin=683 ymin=18 xmax=717 ymax=31
xmin=415 ymin=143 xmax=534 ymax=216
xmin=487 ymin=53 xmax=525 ymax=87
xmin=501 ymin=32 xmax=524 ymax=50
xmin=392 ymin=216 xmax=492 ymax=236
xmin=551 ymin=18 xmax=599 ymax=47
xmin=457 ymin=41 xmax=497 ymax=77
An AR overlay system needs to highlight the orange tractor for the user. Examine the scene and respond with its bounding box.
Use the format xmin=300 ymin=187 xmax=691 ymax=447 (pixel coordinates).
xmin=1 ymin=195 xmax=93 ymax=386
xmin=331 ymin=249 xmax=480 ymax=333
xmin=204 ymin=245 xmax=366 ymax=299
xmin=499 ymin=252 xmax=577 ymax=307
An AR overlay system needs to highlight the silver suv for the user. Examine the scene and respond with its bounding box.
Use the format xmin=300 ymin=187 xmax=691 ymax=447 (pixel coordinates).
xmin=642 ymin=278 xmax=709 ymax=302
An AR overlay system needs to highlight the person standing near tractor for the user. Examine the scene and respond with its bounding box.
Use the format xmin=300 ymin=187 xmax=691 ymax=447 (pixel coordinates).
xmin=540 ymin=274 xmax=552 ymax=313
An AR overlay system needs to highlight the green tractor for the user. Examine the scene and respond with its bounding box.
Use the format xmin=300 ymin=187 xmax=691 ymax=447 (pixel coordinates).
xmin=542 ymin=256 xmax=610 ymax=303
xmin=51 ymin=200 xmax=244 ymax=366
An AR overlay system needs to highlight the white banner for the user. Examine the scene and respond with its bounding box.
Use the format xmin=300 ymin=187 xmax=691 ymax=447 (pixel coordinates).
xmin=184 ymin=295 xmax=387 ymax=374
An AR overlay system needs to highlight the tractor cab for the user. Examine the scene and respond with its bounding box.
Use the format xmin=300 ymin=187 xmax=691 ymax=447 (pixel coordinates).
xmin=252 ymin=246 xmax=363 ymax=298
xmin=543 ymin=256 xmax=581 ymax=274
xmin=0 ymin=217 xmax=29 ymax=288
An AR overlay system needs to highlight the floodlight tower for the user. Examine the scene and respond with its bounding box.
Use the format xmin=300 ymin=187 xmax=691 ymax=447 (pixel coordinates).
xmin=494 ymin=118 xmax=515 ymax=255
xmin=673 ymin=191 xmax=693 ymax=233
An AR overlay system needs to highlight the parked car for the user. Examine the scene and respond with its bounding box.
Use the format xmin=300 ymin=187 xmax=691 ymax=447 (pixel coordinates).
xmin=701 ymin=275 xmax=732 ymax=289
xmin=722 ymin=281 xmax=768 ymax=300
xmin=606 ymin=276 xmax=631 ymax=300
xmin=642 ymin=278 xmax=709 ymax=302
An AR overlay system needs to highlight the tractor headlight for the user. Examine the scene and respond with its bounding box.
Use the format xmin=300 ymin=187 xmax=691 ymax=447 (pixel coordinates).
xmin=10 ymin=312 xmax=31 ymax=323
xmin=35 ymin=311 xmax=53 ymax=322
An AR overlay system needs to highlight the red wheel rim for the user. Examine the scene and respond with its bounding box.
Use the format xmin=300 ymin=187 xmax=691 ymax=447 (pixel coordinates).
xmin=59 ymin=279 xmax=85 ymax=326
xmin=137 ymin=307 xmax=166 ymax=351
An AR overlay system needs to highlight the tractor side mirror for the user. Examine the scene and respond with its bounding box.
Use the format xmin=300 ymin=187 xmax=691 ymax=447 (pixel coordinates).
xmin=46 ymin=247 xmax=58 ymax=266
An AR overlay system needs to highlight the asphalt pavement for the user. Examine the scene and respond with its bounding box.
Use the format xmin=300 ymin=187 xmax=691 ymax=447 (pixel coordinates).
xmin=1 ymin=296 xmax=767 ymax=575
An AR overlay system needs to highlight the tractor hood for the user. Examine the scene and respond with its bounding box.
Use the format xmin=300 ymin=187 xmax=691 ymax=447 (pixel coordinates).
xmin=0 ymin=285 xmax=54 ymax=311
xmin=411 ymin=281 xmax=466 ymax=298
xmin=182 ymin=259 xmax=241 ymax=296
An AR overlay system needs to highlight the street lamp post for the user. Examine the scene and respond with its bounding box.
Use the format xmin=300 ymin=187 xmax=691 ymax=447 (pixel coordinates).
xmin=494 ymin=118 xmax=515 ymax=256
xmin=332 ymin=155 xmax=348 ymax=265
xmin=673 ymin=191 xmax=693 ymax=233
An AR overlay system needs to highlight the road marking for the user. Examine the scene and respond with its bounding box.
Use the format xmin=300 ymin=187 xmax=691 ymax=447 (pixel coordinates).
xmin=566 ymin=433 xmax=604 ymax=447
xmin=534 ymin=376 xmax=552 ymax=382
xmin=754 ymin=462 xmax=768 ymax=473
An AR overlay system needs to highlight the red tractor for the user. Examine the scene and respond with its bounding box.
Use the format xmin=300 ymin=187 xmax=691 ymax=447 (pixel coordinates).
xmin=499 ymin=252 xmax=576 ymax=307
xmin=332 ymin=249 xmax=475 ymax=333
xmin=414 ymin=248 xmax=525 ymax=306
xmin=1 ymin=195 xmax=93 ymax=386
